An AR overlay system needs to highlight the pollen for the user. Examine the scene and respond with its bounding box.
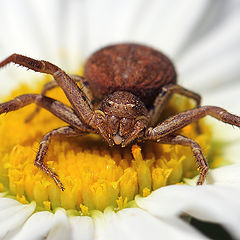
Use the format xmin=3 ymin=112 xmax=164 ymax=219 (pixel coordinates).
xmin=0 ymin=79 xmax=213 ymax=213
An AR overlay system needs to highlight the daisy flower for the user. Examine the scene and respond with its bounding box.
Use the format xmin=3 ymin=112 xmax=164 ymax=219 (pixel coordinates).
xmin=0 ymin=0 xmax=240 ymax=239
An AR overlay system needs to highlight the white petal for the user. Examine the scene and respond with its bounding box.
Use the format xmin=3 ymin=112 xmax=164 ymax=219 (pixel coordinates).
xmin=12 ymin=209 xmax=93 ymax=240
xmin=0 ymin=197 xmax=21 ymax=210
xmin=75 ymin=0 xmax=212 ymax=59
xmin=93 ymin=207 xmax=206 ymax=240
xmin=0 ymin=200 xmax=36 ymax=239
xmin=203 ymin=81 xmax=240 ymax=114
xmin=131 ymin=0 xmax=210 ymax=58
xmin=223 ymin=141 xmax=240 ymax=165
xmin=184 ymin=164 xmax=240 ymax=186
xmin=69 ymin=216 xmax=94 ymax=240
xmin=204 ymin=164 xmax=240 ymax=185
xmin=203 ymin=117 xmax=240 ymax=164
xmin=0 ymin=0 xmax=60 ymax=60
xmin=174 ymin=0 xmax=240 ymax=58
xmin=13 ymin=211 xmax=55 ymax=240
xmin=136 ymin=184 xmax=240 ymax=239
xmin=0 ymin=0 xmax=61 ymax=94
xmin=178 ymin=10 xmax=240 ymax=90
xmin=55 ymin=0 xmax=88 ymax=70
xmin=46 ymin=209 xmax=70 ymax=240
xmin=76 ymin=0 xmax=146 ymax=55
xmin=0 ymin=202 xmax=32 ymax=222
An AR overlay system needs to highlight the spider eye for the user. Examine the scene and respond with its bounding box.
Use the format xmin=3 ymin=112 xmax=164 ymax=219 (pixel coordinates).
xmin=126 ymin=104 xmax=136 ymax=110
xmin=106 ymin=101 xmax=114 ymax=107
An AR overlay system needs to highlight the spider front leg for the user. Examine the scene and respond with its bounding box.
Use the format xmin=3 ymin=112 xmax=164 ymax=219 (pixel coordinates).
xmin=25 ymin=75 xmax=94 ymax=122
xmin=35 ymin=126 xmax=82 ymax=191
xmin=0 ymin=94 xmax=93 ymax=132
xmin=146 ymin=106 xmax=240 ymax=138
xmin=146 ymin=134 xmax=208 ymax=185
xmin=0 ymin=54 xmax=96 ymax=128
xmin=145 ymin=105 xmax=240 ymax=184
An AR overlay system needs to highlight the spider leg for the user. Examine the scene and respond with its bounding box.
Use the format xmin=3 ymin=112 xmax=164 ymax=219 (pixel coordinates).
xmin=0 ymin=94 xmax=93 ymax=132
xmin=35 ymin=126 xmax=83 ymax=191
xmin=70 ymin=75 xmax=94 ymax=104
xmin=25 ymin=75 xmax=94 ymax=122
xmin=146 ymin=134 xmax=208 ymax=185
xmin=145 ymin=105 xmax=240 ymax=138
xmin=149 ymin=84 xmax=201 ymax=126
xmin=0 ymin=54 xmax=96 ymax=128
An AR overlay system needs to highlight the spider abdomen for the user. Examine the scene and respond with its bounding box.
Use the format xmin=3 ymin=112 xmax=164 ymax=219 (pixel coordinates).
xmin=84 ymin=43 xmax=176 ymax=107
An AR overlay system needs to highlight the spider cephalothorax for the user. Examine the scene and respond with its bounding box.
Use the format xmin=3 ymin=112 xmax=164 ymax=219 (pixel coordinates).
xmin=0 ymin=43 xmax=240 ymax=190
xmin=96 ymin=91 xmax=149 ymax=146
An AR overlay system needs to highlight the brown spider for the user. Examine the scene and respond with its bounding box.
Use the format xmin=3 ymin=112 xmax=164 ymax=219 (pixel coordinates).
xmin=0 ymin=43 xmax=240 ymax=191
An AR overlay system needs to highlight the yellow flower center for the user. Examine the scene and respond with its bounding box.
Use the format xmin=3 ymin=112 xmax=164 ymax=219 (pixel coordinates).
xmin=0 ymin=76 xmax=215 ymax=214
